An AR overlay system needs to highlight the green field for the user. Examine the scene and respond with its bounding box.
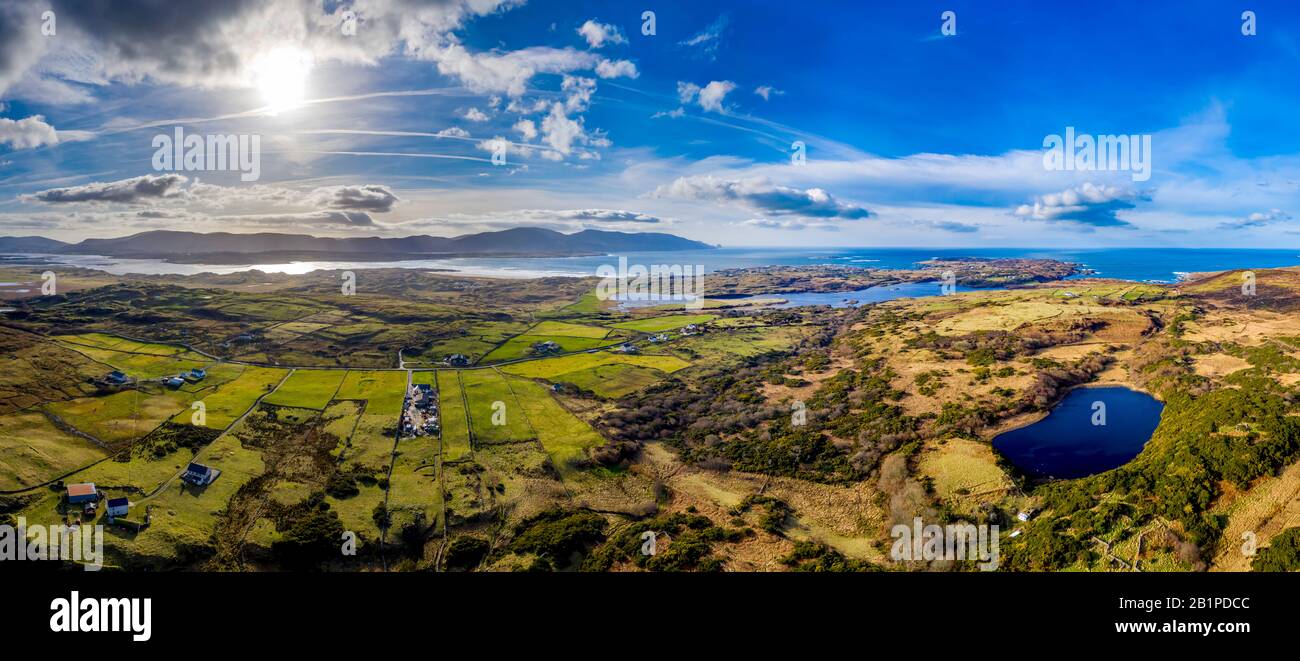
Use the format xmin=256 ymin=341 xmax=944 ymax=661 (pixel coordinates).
xmin=171 ymin=366 xmax=288 ymax=429
xmin=0 ymin=411 xmax=110 ymax=490
xmin=480 ymin=334 xmax=612 ymax=363
xmin=608 ymin=314 xmax=717 ymax=333
xmin=261 ymin=369 xmax=347 ymax=409
xmin=460 ymin=369 xmax=533 ymax=443
xmin=525 ymin=320 xmax=611 ymax=338
xmin=45 ymin=389 xmax=191 ymax=445
xmin=334 ymin=370 xmax=407 ymax=415
xmin=430 ymin=371 xmax=471 ymax=460
xmin=57 ymin=341 xmax=209 ymax=380
xmin=506 ymin=376 xmax=604 ymax=475
xmin=54 ymin=333 xmax=190 ymax=356
xmin=501 ymin=351 xmax=690 ymax=380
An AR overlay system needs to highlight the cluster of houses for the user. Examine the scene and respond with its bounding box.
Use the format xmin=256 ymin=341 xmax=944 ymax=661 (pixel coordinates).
xmin=162 ymin=368 xmax=206 ymax=389
xmin=401 ymin=383 xmax=440 ymax=436
xmin=63 ymin=482 xmax=152 ymax=530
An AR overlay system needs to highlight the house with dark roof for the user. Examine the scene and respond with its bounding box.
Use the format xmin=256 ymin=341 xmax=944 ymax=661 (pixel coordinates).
xmin=187 ymin=368 xmax=206 ymax=381
xmin=106 ymin=498 xmax=130 ymax=518
xmin=105 ymin=370 xmax=129 ymax=385
xmin=182 ymin=463 xmax=219 ymax=486
xmin=165 ymin=376 xmax=185 ymax=388
xmin=446 ymin=354 xmax=471 ymax=367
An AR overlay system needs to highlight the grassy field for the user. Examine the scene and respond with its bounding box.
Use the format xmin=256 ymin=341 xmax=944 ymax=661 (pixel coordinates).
xmin=460 ymin=369 xmax=533 ymax=443
xmin=53 ymin=333 xmax=190 ymax=355
xmin=506 ymin=376 xmax=604 ymax=475
xmin=916 ymin=438 xmax=1013 ymax=516
xmin=609 ymin=314 xmax=717 ymax=333
xmin=45 ymin=389 xmax=190 ymax=445
xmin=171 ymin=366 xmax=288 ymax=429
xmin=430 ymin=371 xmax=471 ymax=460
xmin=57 ymin=341 xmax=210 ymax=380
xmin=261 ymin=369 xmax=347 ymax=409
xmin=334 ymin=370 xmax=407 ymax=414
xmin=0 ymin=411 xmax=110 ymax=490
xmin=500 ymin=350 xmax=690 ymax=398
xmin=525 ymin=320 xmax=611 ymax=338
xmin=501 ymin=351 xmax=690 ymax=379
xmin=480 ymin=334 xmax=612 ymax=363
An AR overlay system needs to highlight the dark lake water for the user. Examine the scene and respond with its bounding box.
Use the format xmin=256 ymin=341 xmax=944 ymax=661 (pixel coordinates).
xmin=993 ymin=386 xmax=1163 ymax=480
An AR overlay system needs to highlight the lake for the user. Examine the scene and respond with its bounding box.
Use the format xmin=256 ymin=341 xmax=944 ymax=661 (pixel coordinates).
xmin=992 ymin=386 xmax=1163 ymax=480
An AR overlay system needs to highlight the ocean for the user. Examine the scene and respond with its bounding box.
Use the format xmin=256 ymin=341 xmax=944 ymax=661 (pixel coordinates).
xmin=9 ymin=247 xmax=1300 ymax=283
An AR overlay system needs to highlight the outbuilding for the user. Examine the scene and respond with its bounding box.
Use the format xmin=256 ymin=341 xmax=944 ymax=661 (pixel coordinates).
xmin=66 ymin=483 xmax=98 ymax=505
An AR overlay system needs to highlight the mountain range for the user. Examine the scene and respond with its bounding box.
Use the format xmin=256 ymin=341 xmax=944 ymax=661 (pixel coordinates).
xmin=0 ymin=228 xmax=716 ymax=260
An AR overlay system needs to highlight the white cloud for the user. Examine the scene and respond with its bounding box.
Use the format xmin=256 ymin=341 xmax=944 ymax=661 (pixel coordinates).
xmin=1014 ymin=183 xmax=1144 ymax=228
xmin=561 ymin=75 xmax=596 ymax=112
xmin=678 ymin=80 xmax=735 ymax=113
xmin=23 ymin=173 xmax=189 ymax=204
xmin=0 ymin=115 xmax=61 ymax=150
xmin=577 ymin=20 xmax=626 ymax=48
xmin=462 ymin=107 xmax=490 ymax=122
xmin=754 ymin=85 xmax=783 ymax=100
xmin=513 ymin=119 xmax=538 ymax=141
xmin=677 ymin=81 xmax=701 ymax=104
xmin=653 ymin=175 xmax=871 ymax=220
xmin=541 ymin=102 xmax=585 ymax=155
xmin=310 ymin=184 xmax=400 ymax=212
xmin=435 ymin=127 xmax=471 ymax=139
xmin=697 ymin=81 xmax=736 ymax=113
xmin=594 ymin=59 xmax=637 ymax=79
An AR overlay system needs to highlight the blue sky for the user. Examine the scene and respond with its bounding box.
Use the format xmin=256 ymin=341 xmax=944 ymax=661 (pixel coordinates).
xmin=1 ymin=0 xmax=1300 ymax=247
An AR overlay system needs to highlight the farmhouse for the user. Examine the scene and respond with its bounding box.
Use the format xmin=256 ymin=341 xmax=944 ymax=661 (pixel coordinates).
xmin=649 ymin=333 xmax=670 ymax=343
xmin=532 ymin=340 xmax=561 ymax=355
xmin=105 ymin=370 xmax=129 ymax=385
xmin=164 ymin=376 xmax=185 ymax=388
xmin=66 ymin=483 xmax=98 ymax=505
xmin=615 ymin=343 xmax=639 ymax=354
xmin=182 ymin=463 xmax=219 ymax=486
xmin=186 ymin=368 xmax=206 ymax=381
xmin=681 ymin=324 xmax=702 ymax=336
xmin=446 ymin=354 xmax=471 ymax=367
xmin=106 ymin=498 xmax=130 ymax=518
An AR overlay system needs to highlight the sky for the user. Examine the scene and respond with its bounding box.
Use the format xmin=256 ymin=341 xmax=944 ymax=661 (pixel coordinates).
xmin=1 ymin=0 xmax=1300 ymax=248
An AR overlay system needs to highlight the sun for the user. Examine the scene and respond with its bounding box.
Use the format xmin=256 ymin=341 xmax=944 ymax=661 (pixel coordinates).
xmin=252 ymin=47 xmax=314 ymax=114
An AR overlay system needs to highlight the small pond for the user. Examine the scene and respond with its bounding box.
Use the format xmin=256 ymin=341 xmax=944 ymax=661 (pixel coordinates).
xmin=993 ymin=386 xmax=1163 ymax=480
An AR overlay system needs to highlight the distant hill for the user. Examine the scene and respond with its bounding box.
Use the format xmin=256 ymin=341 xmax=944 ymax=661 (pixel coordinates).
xmin=0 ymin=227 xmax=714 ymax=259
xmin=0 ymin=236 xmax=72 ymax=253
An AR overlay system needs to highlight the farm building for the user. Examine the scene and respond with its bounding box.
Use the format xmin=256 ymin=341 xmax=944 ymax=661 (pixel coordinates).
xmin=615 ymin=343 xmax=639 ymax=354
xmin=105 ymin=370 xmax=129 ymax=384
xmin=106 ymin=498 xmax=130 ymax=518
xmin=186 ymin=368 xmax=206 ymax=381
xmin=531 ymin=340 xmax=561 ymax=355
xmin=66 ymin=483 xmax=98 ymax=504
xmin=182 ymin=463 xmax=219 ymax=486
xmin=165 ymin=376 xmax=185 ymax=388
xmin=446 ymin=354 xmax=471 ymax=367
